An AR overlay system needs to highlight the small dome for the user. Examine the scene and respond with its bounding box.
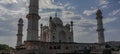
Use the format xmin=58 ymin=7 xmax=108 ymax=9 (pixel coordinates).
xmin=42 ymin=26 xmax=49 ymax=30
xmin=66 ymin=24 xmax=70 ymax=27
xmin=52 ymin=17 xmax=63 ymax=25
xmin=19 ymin=18 xmax=23 ymax=23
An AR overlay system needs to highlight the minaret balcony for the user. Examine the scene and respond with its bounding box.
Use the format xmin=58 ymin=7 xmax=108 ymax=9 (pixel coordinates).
xmin=17 ymin=34 xmax=23 ymax=36
xmin=96 ymin=28 xmax=104 ymax=31
xmin=26 ymin=13 xmax=40 ymax=20
xmin=18 ymin=24 xmax=23 ymax=26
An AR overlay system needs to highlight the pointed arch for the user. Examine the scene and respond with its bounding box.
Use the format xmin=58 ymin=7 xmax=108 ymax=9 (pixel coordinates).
xmin=59 ymin=30 xmax=66 ymax=42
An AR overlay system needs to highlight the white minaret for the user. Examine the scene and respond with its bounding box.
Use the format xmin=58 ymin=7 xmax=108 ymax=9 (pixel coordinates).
xmin=26 ymin=0 xmax=40 ymax=41
xmin=96 ymin=9 xmax=105 ymax=43
xmin=16 ymin=18 xmax=23 ymax=47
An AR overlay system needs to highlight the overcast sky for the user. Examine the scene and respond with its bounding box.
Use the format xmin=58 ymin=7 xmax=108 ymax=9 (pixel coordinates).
xmin=0 ymin=0 xmax=120 ymax=47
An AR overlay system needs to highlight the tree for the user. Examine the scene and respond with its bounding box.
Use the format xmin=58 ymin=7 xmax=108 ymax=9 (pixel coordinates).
xmin=83 ymin=47 xmax=91 ymax=54
xmin=105 ymin=44 xmax=111 ymax=48
xmin=103 ymin=44 xmax=112 ymax=54
xmin=0 ymin=44 xmax=13 ymax=50
xmin=103 ymin=49 xmax=112 ymax=54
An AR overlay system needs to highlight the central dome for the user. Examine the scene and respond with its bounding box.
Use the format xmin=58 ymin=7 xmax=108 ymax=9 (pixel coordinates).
xmin=52 ymin=17 xmax=63 ymax=25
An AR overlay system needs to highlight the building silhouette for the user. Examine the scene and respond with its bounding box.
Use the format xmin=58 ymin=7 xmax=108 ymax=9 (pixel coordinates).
xmin=15 ymin=0 xmax=107 ymax=54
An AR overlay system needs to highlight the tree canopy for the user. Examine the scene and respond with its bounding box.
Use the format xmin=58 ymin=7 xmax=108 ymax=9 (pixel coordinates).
xmin=0 ymin=44 xmax=13 ymax=50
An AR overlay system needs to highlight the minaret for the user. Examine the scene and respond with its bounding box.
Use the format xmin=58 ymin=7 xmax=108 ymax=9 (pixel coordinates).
xmin=26 ymin=0 xmax=40 ymax=41
xmin=40 ymin=24 xmax=43 ymax=41
xmin=71 ymin=21 xmax=74 ymax=42
xmin=71 ymin=21 xmax=73 ymax=32
xmin=96 ymin=9 xmax=105 ymax=43
xmin=16 ymin=18 xmax=23 ymax=47
xmin=49 ymin=16 xmax=52 ymax=29
xmin=49 ymin=16 xmax=53 ymax=42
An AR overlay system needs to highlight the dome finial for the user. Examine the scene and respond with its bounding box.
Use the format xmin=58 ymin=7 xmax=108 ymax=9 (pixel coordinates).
xmin=55 ymin=11 xmax=57 ymax=17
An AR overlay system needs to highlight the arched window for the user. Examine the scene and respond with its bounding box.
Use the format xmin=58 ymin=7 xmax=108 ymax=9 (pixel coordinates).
xmin=53 ymin=36 xmax=55 ymax=40
xmin=59 ymin=31 xmax=66 ymax=42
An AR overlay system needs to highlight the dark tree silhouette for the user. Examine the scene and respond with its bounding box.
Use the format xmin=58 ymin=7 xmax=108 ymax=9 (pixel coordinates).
xmin=103 ymin=49 xmax=112 ymax=54
xmin=83 ymin=47 xmax=91 ymax=54
xmin=0 ymin=44 xmax=13 ymax=50
xmin=103 ymin=44 xmax=112 ymax=54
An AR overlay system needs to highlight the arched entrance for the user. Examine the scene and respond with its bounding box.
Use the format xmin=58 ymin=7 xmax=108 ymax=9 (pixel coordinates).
xmin=59 ymin=31 xmax=66 ymax=42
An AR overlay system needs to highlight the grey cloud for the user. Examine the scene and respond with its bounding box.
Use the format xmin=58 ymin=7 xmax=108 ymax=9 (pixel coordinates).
xmin=74 ymin=26 xmax=97 ymax=43
xmin=68 ymin=16 xmax=81 ymax=20
xmin=0 ymin=0 xmax=27 ymax=37
xmin=74 ymin=23 xmax=96 ymax=32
